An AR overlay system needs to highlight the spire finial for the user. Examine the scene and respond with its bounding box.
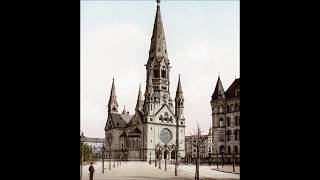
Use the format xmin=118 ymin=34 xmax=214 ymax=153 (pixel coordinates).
xmin=157 ymin=0 xmax=160 ymax=6
xmin=178 ymin=74 xmax=180 ymax=80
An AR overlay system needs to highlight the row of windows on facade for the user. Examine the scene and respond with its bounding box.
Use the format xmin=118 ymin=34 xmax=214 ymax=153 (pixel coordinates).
xmin=215 ymin=103 xmax=240 ymax=113
xmin=219 ymin=129 xmax=240 ymax=141
xmin=218 ymin=116 xmax=240 ymax=127
xmin=192 ymin=145 xmax=239 ymax=154
xmin=220 ymin=145 xmax=239 ymax=154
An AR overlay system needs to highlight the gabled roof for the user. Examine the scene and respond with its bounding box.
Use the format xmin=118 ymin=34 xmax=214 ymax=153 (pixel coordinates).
xmin=225 ymin=78 xmax=240 ymax=98
xmin=154 ymin=104 xmax=175 ymax=117
xmin=110 ymin=113 xmax=133 ymax=128
xmin=128 ymin=127 xmax=141 ymax=134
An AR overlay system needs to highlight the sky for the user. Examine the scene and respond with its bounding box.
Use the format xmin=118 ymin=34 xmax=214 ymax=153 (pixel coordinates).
xmin=81 ymin=0 xmax=239 ymax=138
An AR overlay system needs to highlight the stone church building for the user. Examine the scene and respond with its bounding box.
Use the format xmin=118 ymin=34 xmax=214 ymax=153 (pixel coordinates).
xmin=104 ymin=0 xmax=186 ymax=162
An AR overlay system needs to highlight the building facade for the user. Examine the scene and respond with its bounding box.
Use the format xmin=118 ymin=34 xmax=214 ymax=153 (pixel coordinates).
xmin=185 ymin=128 xmax=213 ymax=164
xmin=104 ymin=0 xmax=186 ymax=161
xmin=211 ymin=77 xmax=240 ymax=164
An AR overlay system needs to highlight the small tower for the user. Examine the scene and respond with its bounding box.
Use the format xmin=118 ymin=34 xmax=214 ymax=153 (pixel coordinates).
xmin=107 ymin=78 xmax=119 ymax=113
xmin=143 ymin=73 xmax=155 ymax=121
xmin=135 ymin=84 xmax=144 ymax=111
xmin=122 ymin=105 xmax=126 ymax=115
xmin=211 ymin=75 xmax=226 ymax=155
xmin=175 ymin=74 xmax=184 ymax=124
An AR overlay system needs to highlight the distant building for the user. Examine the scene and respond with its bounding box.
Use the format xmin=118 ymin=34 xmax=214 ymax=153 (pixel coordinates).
xmin=82 ymin=135 xmax=105 ymax=159
xmin=185 ymin=128 xmax=213 ymax=164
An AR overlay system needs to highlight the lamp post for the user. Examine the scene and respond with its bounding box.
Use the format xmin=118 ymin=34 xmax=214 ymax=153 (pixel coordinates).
xmin=216 ymin=150 xmax=219 ymax=170
xmin=108 ymin=151 xmax=111 ymax=170
xmin=149 ymin=151 xmax=151 ymax=165
xmin=221 ymin=149 xmax=224 ymax=167
xmin=208 ymin=149 xmax=211 ymax=166
xmin=102 ymin=145 xmax=105 ymax=173
xmin=80 ymin=134 xmax=84 ymax=180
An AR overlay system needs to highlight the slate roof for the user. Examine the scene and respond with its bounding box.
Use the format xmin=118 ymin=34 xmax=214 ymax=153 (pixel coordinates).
xmin=110 ymin=113 xmax=133 ymax=128
xmin=225 ymin=78 xmax=240 ymax=98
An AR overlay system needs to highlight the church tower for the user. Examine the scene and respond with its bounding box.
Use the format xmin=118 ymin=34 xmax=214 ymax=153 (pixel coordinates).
xmin=175 ymin=74 xmax=186 ymax=159
xmin=107 ymin=78 xmax=118 ymax=113
xmin=146 ymin=0 xmax=172 ymax=111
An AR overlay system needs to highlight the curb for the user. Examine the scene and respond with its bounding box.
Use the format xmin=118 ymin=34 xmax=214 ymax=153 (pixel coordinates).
xmin=210 ymin=168 xmax=240 ymax=175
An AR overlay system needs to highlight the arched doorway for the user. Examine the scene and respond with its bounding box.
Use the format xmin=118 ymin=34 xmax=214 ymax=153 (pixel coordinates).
xmin=171 ymin=150 xmax=176 ymax=159
xmin=164 ymin=149 xmax=168 ymax=159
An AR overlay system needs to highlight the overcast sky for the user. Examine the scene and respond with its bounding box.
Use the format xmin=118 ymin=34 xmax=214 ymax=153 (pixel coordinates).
xmin=81 ymin=0 xmax=239 ymax=138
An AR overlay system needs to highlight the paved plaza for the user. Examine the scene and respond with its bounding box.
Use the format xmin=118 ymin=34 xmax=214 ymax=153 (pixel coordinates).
xmin=81 ymin=161 xmax=240 ymax=180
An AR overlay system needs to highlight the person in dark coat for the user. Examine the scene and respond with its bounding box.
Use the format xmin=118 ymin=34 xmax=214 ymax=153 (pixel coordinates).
xmin=89 ymin=162 xmax=95 ymax=180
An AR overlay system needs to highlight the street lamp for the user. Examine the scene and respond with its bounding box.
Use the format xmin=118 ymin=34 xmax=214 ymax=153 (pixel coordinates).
xmin=149 ymin=151 xmax=151 ymax=165
xmin=80 ymin=133 xmax=85 ymax=180
xmin=216 ymin=150 xmax=219 ymax=170
xmin=102 ymin=145 xmax=105 ymax=173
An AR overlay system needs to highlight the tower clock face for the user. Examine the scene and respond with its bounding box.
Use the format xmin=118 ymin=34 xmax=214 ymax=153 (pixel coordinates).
xmin=160 ymin=128 xmax=172 ymax=144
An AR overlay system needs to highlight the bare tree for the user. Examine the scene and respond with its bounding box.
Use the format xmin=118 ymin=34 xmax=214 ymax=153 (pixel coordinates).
xmin=192 ymin=123 xmax=205 ymax=180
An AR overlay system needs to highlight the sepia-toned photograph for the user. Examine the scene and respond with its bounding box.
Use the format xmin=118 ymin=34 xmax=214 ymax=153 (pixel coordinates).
xmin=81 ymin=0 xmax=239 ymax=179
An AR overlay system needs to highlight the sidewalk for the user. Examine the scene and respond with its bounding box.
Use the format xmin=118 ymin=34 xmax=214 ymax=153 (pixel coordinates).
xmin=81 ymin=161 xmax=240 ymax=180
xmin=210 ymin=165 xmax=240 ymax=174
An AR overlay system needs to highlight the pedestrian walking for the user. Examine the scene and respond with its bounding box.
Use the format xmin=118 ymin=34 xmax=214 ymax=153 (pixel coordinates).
xmin=89 ymin=162 xmax=95 ymax=180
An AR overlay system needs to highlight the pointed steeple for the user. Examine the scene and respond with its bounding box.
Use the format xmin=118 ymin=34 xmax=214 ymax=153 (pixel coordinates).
xmin=122 ymin=105 xmax=126 ymax=115
xmin=175 ymin=74 xmax=184 ymax=107
xmin=148 ymin=0 xmax=168 ymax=60
xmin=135 ymin=84 xmax=144 ymax=111
xmin=108 ymin=77 xmax=119 ymax=113
xmin=176 ymin=74 xmax=183 ymax=97
xmin=211 ymin=75 xmax=225 ymax=101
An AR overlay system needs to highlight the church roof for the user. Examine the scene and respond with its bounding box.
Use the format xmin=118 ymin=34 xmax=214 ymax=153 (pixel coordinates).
xmin=225 ymin=78 xmax=240 ymax=98
xmin=110 ymin=113 xmax=133 ymax=128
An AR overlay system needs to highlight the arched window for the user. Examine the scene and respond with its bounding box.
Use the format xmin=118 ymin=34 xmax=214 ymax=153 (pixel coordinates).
xmin=234 ymin=146 xmax=238 ymax=154
xmin=219 ymin=118 xmax=224 ymax=127
xmin=159 ymin=115 xmax=163 ymax=122
xmin=227 ymin=146 xmax=231 ymax=154
xmin=161 ymin=69 xmax=166 ymax=78
xmin=153 ymin=69 xmax=159 ymax=78
xmin=235 ymin=116 xmax=239 ymax=125
xmin=219 ymin=145 xmax=225 ymax=154
xmin=218 ymin=106 xmax=223 ymax=113
xmin=227 ymin=117 xmax=231 ymax=127
xmin=234 ymin=130 xmax=239 ymax=140
xmin=219 ymin=131 xmax=224 ymax=142
xmin=226 ymin=130 xmax=231 ymax=141
xmin=227 ymin=105 xmax=230 ymax=113
xmin=235 ymin=103 xmax=238 ymax=111
xmin=164 ymin=112 xmax=169 ymax=122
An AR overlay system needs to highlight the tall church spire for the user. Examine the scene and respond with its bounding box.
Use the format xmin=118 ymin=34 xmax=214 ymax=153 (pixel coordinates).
xmin=108 ymin=77 xmax=119 ymax=113
xmin=135 ymin=84 xmax=144 ymax=111
xmin=148 ymin=0 xmax=168 ymax=60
